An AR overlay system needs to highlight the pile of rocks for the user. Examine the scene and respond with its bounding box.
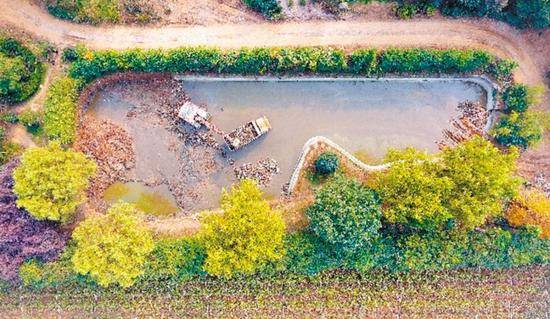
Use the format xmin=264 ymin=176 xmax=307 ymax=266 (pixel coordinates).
xmin=234 ymin=158 xmax=279 ymax=187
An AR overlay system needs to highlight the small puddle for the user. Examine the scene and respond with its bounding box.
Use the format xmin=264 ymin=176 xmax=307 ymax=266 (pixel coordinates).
xmin=103 ymin=182 xmax=179 ymax=217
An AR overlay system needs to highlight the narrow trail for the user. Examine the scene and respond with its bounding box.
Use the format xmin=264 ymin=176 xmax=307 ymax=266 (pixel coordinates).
xmin=1 ymin=0 xmax=547 ymax=86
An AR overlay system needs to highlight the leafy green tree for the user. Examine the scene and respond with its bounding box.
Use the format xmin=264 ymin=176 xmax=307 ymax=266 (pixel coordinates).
xmin=0 ymin=54 xmax=26 ymax=100
xmin=376 ymin=148 xmax=452 ymax=228
xmin=492 ymin=111 xmax=543 ymax=149
xmin=375 ymin=137 xmax=520 ymax=231
xmin=440 ymin=136 xmax=521 ymax=230
xmin=71 ymin=202 xmax=154 ymax=287
xmin=514 ymin=0 xmax=550 ymax=29
xmin=306 ymin=175 xmax=382 ymax=257
xmin=199 ymin=179 xmax=285 ymax=278
xmin=13 ymin=142 xmax=96 ymax=222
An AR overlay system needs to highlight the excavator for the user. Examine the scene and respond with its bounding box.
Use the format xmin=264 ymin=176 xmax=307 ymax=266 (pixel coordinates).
xmin=178 ymin=101 xmax=271 ymax=151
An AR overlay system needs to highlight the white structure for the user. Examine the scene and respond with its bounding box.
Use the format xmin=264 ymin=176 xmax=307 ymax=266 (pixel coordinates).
xmin=177 ymin=101 xmax=211 ymax=129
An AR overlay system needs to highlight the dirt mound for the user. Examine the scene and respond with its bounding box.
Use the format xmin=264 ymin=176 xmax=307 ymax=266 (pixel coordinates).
xmin=75 ymin=116 xmax=135 ymax=200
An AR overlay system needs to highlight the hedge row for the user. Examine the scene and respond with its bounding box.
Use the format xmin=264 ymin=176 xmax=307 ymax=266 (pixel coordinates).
xmin=66 ymin=46 xmax=515 ymax=84
xmin=0 ymin=38 xmax=45 ymax=104
xmin=43 ymin=76 xmax=80 ymax=144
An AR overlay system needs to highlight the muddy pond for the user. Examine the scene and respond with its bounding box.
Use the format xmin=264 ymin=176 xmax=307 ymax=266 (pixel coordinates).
xmin=89 ymin=77 xmax=488 ymax=213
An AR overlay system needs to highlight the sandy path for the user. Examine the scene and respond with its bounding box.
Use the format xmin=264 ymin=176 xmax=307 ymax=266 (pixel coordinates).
xmin=1 ymin=0 xmax=547 ymax=86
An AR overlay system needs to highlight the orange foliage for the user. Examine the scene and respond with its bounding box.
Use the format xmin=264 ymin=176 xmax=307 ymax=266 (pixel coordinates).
xmin=506 ymin=189 xmax=550 ymax=238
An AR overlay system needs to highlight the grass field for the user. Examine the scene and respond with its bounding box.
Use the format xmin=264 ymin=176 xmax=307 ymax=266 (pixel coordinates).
xmin=1 ymin=265 xmax=548 ymax=318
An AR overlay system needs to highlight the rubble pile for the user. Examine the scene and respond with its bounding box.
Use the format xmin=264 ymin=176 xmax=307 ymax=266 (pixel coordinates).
xmin=437 ymin=101 xmax=489 ymax=149
xmin=234 ymin=158 xmax=280 ymax=187
xmin=75 ymin=116 xmax=136 ymax=199
xmin=224 ymin=122 xmax=257 ymax=150
xmin=534 ymin=172 xmax=550 ymax=197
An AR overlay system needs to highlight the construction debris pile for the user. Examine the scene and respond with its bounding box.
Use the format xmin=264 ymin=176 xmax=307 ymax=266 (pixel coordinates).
xmin=234 ymin=158 xmax=280 ymax=187
xmin=534 ymin=172 xmax=550 ymax=197
xmin=75 ymin=116 xmax=136 ymax=200
xmin=437 ymin=101 xmax=488 ymax=149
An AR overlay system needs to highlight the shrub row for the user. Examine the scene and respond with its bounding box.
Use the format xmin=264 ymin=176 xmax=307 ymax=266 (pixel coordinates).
xmin=66 ymin=46 xmax=514 ymax=84
xmin=43 ymin=76 xmax=81 ymax=144
xmin=0 ymin=38 xmax=45 ymax=104
xmin=19 ymin=224 xmax=549 ymax=289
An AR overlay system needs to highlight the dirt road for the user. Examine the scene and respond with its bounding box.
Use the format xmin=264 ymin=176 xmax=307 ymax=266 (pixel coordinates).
xmin=2 ymin=0 xmax=548 ymax=85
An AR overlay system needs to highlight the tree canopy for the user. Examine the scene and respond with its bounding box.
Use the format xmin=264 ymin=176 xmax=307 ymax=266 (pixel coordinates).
xmin=375 ymin=137 xmax=521 ymax=231
xmin=306 ymin=174 xmax=382 ymax=257
xmin=13 ymin=142 xmax=96 ymax=222
xmin=199 ymin=179 xmax=285 ymax=278
xmin=71 ymin=202 xmax=154 ymax=287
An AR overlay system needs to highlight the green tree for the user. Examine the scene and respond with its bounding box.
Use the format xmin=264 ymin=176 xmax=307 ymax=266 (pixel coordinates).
xmin=306 ymin=175 xmax=382 ymax=257
xmin=199 ymin=179 xmax=285 ymax=278
xmin=71 ymin=202 xmax=154 ymax=287
xmin=376 ymin=148 xmax=452 ymax=228
xmin=440 ymin=136 xmax=521 ymax=230
xmin=0 ymin=54 xmax=26 ymax=100
xmin=492 ymin=111 xmax=543 ymax=149
xmin=13 ymin=142 xmax=96 ymax=222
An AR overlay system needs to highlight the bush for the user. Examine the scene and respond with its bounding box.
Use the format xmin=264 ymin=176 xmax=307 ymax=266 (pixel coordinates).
xmin=347 ymin=49 xmax=378 ymax=75
xmin=282 ymin=231 xmax=338 ymax=275
xmin=502 ymin=84 xmax=529 ymax=113
xmin=242 ymin=0 xmax=282 ymax=18
xmin=199 ymin=179 xmax=286 ymax=278
xmin=314 ymin=152 xmax=339 ymax=175
xmin=0 ymin=38 xmax=44 ymax=104
xmin=142 ymin=237 xmax=206 ymax=282
xmin=492 ymin=111 xmax=543 ymax=149
xmin=306 ymin=175 xmax=382 ymax=258
xmin=506 ymin=189 xmax=550 ymax=238
xmin=72 ymin=202 xmax=154 ymax=287
xmin=0 ymin=160 xmax=68 ymax=282
xmin=47 ymin=0 xmax=121 ymax=24
xmin=44 ymin=76 xmax=80 ymax=144
xmin=13 ymin=142 xmax=96 ymax=222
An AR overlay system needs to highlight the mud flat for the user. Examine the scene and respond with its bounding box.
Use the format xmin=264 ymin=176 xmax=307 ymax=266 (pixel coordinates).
xmin=88 ymin=77 xmax=488 ymax=212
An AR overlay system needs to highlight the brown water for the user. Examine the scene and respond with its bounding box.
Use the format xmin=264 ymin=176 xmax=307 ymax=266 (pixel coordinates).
xmin=90 ymin=78 xmax=486 ymax=211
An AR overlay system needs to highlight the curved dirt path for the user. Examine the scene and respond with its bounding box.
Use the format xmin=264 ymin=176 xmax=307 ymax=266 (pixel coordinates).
xmin=1 ymin=0 xmax=547 ymax=85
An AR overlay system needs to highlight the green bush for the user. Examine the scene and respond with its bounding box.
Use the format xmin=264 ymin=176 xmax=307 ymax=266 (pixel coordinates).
xmin=44 ymin=76 xmax=80 ymax=144
xmin=0 ymin=38 xmax=44 ymax=104
xmin=47 ymin=0 xmax=121 ymax=24
xmin=282 ymin=231 xmax=338 ymax=275
xmin=502 ymin=84 xmax=529 ymax=113
xmin=347 ymin=49 xmax=378 ymax=75
xmin=492 ymin=111 xmax=543 ymax=149
xmin=314 ymin=152 xmax=339 ymax=175
xmin=142 ymin=237 xmax=206 ymax=282
xmin=242 ymin=0 xmax=282 ymax=19
xmin=306 ymin=175 xmax=382 ymax=258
